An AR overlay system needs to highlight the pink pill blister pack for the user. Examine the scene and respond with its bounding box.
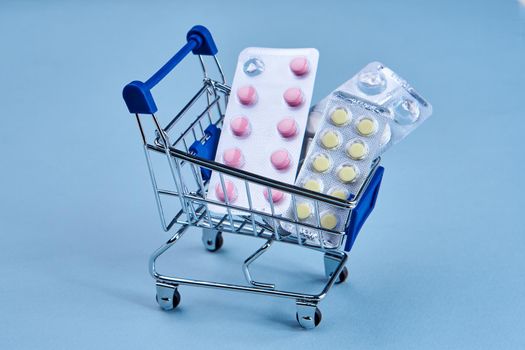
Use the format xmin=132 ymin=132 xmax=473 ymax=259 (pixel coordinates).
xmin=207 ymin=47 xmax=319 ymax=215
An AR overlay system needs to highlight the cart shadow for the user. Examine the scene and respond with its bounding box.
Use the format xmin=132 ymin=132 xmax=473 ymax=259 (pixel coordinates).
xmin=183 ymin=291 xmax=303 ymax=330
xmin=54 ymin=255 xmax=410 ymax=334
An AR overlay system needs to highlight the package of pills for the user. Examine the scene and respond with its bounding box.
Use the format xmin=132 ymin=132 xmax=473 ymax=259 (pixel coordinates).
xmin=298 ymin=61 xmax=432 ymax=166
xmin=207 ymin=47 xmax=319 ymax=215
xmin=282 ymin=91 xmax=391 ymax=247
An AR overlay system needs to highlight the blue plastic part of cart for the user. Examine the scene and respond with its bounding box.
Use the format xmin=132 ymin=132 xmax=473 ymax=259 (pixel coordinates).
xmin=189 ymin=124 xmax=221 ymax=181
xmin=344 ymin=166 xmax=384 ymax=252
xmin=187 ymin=25 xmax=218 ymax=56
xmin=122 ymin=25 xmax=218 ymax=114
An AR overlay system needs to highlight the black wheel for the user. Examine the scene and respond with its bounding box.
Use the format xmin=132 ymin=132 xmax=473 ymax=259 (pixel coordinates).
xmin=335 ymin=266 xmax=349 ymax=284
xmin=296 ymin=307 xmax=322 ymax=329
xmin=156 ymin=289 xmax=181 ymax=309
xmin=205 ymin=232 xmax=223 ymax=252
xmin=314 ymin=308 xmax=322 ymax=327
xmin=171 ymin=289 xmax=181 ymax=308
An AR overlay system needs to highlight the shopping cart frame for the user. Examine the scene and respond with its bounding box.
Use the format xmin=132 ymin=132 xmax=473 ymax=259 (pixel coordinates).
xmin=123 ymin=25 xmax=384 ymax=329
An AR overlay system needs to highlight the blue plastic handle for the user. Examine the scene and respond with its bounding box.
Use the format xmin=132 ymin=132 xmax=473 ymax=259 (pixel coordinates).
xmin=123 ymin=25 xmax=218 ymax=114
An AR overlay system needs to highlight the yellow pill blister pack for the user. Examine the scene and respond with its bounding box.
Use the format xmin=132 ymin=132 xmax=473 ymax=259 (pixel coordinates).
xmin=281 ymin=92 xmax=390 ymax=247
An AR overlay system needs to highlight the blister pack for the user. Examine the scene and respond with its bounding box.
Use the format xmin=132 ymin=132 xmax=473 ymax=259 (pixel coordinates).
xmin=299 ymin=61 xmax=432 ymax=166
xmin=282 ymin=91 xmax=391 ymax=247
xmin=207 ymin=47 xmax=319 ymax=214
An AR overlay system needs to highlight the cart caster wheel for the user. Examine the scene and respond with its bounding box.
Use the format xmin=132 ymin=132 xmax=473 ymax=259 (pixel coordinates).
xmin=335 ymin=266 xmax=349 ymax=284
xmin=296 ymin=304 xmax=322 ymax=329
xmin=203 ymin=231 xmax=223 ymax=252
xmin=155 ymin=284 xmax=180 ymax=310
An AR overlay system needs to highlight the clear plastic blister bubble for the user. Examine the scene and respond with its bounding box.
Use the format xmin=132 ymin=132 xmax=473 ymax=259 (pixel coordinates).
xmin=357 ymin=69 xmax=387 ymax=95
xmin=391 ymin=97 xmax=420 ymax=125
xmin=282 ymin=92 xmax=391 ymax=247
xmin=355 ymin=115 xmax=379 ymax=137
xmin=243 ymin=57 xmax=265 ymax=76
xmin=319 ymin=129 xmax=343 ymax=150
xmin=329 ymin=106 xmax=352 ymax=126
xmin=346 ymin=139 xmax=369 ymax=160
xmin=302 ymin=176 xmax=324 ymax=193
xmin=310 ymin=152 xmax=333 ymax=173
xmin=295 ymin=201 xmax=313 ymax=220
xmin=327 ymin=186 xmax=349 ymax=201
xmin=336 ymin=163 xmax=360 ymax=184
xmin=320 ymin=210 xmax=338 ymax=230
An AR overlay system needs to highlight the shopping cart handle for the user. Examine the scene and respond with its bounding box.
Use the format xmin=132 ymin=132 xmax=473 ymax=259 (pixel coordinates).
xmin=344 ymin=166 xmax=384 ymax=252
xmin=123 ymin=25 xmax=218 ymax=114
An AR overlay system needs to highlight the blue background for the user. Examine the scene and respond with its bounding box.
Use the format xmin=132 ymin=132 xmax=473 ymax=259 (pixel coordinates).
xmin=1 ymin=0 xmax=524 ymax=348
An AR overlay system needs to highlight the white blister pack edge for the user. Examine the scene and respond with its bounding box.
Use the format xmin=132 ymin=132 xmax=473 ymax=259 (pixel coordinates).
xmin=207 ymin=47 xmax=319 ymax=215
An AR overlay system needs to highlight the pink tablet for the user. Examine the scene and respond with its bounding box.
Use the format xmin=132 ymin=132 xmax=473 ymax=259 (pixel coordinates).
xmin=222 ymin=147 xmax=244 ymax=168
xmin=230 ymin=116 xmax=251 ymax=137
xmin=283 ymin=87 xmax=303 ymax=107
xmin=289 ymin=57 xmax=309 ymax=76
xmin=237 ymin=85 xmax=257 ymax=105
xmin=215 ymin=181 xmax=238 ymax=203
xmin=270 ymin=149 xmax=291 ymax=170
xmin=277 ymin=118 xmax=298 ymax=138
xmin=263 ymin=189 xmax=285 ymax=203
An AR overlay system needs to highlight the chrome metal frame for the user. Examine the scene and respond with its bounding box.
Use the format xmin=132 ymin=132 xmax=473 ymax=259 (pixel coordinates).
xmin=132 ymin=54 xmax=380 ymax=328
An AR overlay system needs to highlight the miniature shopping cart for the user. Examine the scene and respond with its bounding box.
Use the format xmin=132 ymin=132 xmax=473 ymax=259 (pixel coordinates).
xmin=122 ymin=25 xmax=384 ymax=329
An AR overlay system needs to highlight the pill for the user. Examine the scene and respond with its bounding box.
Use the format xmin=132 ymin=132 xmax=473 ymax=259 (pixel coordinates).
xmin=263 ymin=189 xmax=285 ymax=203
xmin=312 ymin=153 xmax=331 ymax=172
xmin=356 ymin=117 xmax=377 ymax=136
xmin=289 ymin=57 xmax=309 ymax=76
xmin=270 ymin=149 xmax=291 ymax=170
xmin=321 ymin=130 xmax=340 ymax=149
xmin=328 ymin=188 xmax=349 ymax=200
xmin=237 ymin=85 xmax=257 ymax=105
xmin=215 ymin=181 xmax=237 ymax=202
xmin=277 ymin=118 xmax=298 ymax=138
xmin=338 ymin=165 xmax=358 ymax=183
xmin=303 ymin=179 xmax=322 ymax=192
xmin=222 ymin=147 xmax=244 ymax=168
xmin=283 ymin=87 xmax=304 ymax=107
xmin=320 ymin=212 xmax=338 ymax=230
xmin=296 ymin=203 xmax=312 ymax=220
xmin=346 ymin=140 xmax=368 ymax=160
xmin=380 ymin=123 xmax=391 ymax=147
xmin=230 ymin=116 xmax=251 ymax=137
xmin=330 ymin=108 xmax=350 ymax=126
